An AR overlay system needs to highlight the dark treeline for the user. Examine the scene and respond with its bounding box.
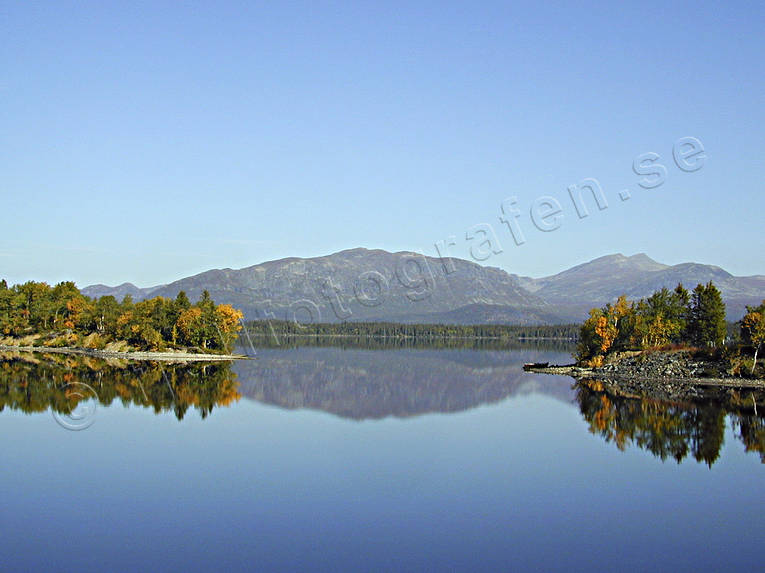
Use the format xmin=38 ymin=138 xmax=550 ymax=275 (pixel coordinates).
xmin=245 ymin=320 xmax=580 ymax=344
xmin=241 ymin=332 xmax=577 ymax=352
xmin=0 ymin=354 xmax=240 ymax=420
xmin=0 ymin=280 xmax=243 ymax=352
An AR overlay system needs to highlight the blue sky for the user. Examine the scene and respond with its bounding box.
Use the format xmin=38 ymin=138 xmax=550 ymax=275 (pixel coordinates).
xmin=2 ymin=1 xmax=764 ymax=287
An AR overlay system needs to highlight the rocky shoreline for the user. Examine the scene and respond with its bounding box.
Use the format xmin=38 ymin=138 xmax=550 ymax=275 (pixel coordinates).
xmin=0 ymin=345 xmax=249 ymax=362
xmin=525 ymin=350 xmax=765 ymax=406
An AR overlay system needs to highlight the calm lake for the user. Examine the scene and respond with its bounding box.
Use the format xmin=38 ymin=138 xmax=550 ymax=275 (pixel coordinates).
xmin=1 ymin=344 xmax=763 ymax=572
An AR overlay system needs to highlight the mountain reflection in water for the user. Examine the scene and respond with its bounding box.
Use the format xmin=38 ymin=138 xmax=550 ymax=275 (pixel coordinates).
xmin=232 ymin=346 xmax=577 ymax=419
xmin=3 ymin=346 xmax=764 ymax=467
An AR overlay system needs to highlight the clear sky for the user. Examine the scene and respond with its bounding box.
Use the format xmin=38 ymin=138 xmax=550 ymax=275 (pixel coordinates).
xmin=2 ymin=1 xmax=764 ymax=288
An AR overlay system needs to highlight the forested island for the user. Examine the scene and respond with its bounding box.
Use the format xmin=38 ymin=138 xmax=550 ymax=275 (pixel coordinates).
xmin=528 ymin=282 xmax=765 ymax=387
xmin=0 ymin=280 xmax=244 ymax=358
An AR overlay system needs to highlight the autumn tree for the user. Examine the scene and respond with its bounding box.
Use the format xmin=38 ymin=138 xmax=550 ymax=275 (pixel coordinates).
xmin=627 ymin=285 xmax=690 ymax=348
xmin=213 ymin=304 xmax=244 ymax=351
xmin=577 ymin=296 xmax=633 ymax=363
xmin=593 ymin=295 xmax=632 ymax=354
xmin=176 ymin=307 xmax=205 ymax=348
xmin=63 ymin=295 xmax=93 ymax=330
xmin=50 ymin=281 xmax=82 ymax=329
xmin=174 ymin=293 xmax=243 ymax=352
xmin=577 ymin=308 xmax=606 ymax=362
xmin=741 ymin=301 xmax=765 ymax=375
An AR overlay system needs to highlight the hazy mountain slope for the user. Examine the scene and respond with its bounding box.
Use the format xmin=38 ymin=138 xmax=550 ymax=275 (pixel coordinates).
xmin=81 ymin=282 xmax=163 ymax=300
xmin=518 ymin=253 xmax=765 ymax=320
xmin=84 ymin=249 xmax=765 ymax=324
xmin=363 ymin=303 xmax=567 ymax=325
xmin=91 ymin=248 xmax=557 ymax=324
xmin=518 ymin=254 xmax=669 ymax=298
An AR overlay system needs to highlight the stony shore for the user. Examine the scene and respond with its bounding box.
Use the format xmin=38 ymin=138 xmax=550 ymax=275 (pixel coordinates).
xmin=525 ymin=350 xmax=765 ymax=405
xmin=0 ymin=345 xmax=249 ymax=362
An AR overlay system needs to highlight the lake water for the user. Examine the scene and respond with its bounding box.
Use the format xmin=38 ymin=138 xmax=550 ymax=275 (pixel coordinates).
xmin=1 ymin=345 xmax=763 ymax=572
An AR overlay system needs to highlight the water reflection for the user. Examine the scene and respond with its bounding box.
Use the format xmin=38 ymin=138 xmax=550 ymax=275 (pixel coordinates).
xmin=3 ymin=347 xmax=764 ymax=467
xmin=246 ymin=335 xmax=577 ymax=353
xmin=576 ymin=379 xmax=765 ymax=466
xmin=0 ymin=353 xmax=240 ymax=421
xmin=0 ymin=345 xmax=578 ymax=423
xmin=233 ymin=346 xmax=576 ymax=419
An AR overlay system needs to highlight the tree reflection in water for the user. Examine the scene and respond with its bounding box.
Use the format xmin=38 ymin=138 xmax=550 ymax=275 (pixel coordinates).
xmin=0 ymin=353 xmax=240 ymax=421
xmin=576 ymin=379 xmax=765 ymax=466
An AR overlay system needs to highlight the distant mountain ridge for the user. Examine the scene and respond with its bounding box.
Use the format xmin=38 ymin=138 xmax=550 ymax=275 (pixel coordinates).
xmin=514 ymin=253 xmax=765 ymax=321
xmin=84 ymin=248 xmax=557 ymax=324
xmin=82 ymin=249 xmax=765 ymax=324
xmin=82 ymin=282 xmax=164 ymax=301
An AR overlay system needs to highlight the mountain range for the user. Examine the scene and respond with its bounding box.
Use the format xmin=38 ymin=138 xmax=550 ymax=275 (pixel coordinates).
xmin=83 ymin=248 xmax=765 ymax=324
